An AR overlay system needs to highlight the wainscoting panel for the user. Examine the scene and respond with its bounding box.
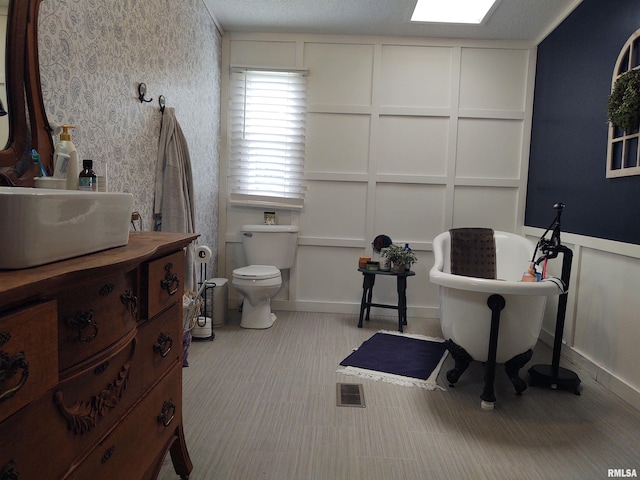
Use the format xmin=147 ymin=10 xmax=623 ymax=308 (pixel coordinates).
xmin=378 ymin=45 xmax=452 ymax=108
xmin=456 ymin=119 xmax=523 ymax=179
xmin=300 ymin=181 xmax=368 ymax=240
xmin=306 ymin=113 xmax=371 ymax=174
xmin=374 ymin=184 xmax=447 ymax=243
xmin=452 ymin=186 xmax=519 ymax=231
xmin=296 ymin=246 xmax=366 ymax=306
xmin=573 ymin=248 xmax=640 ymax=386
xmin=459 ymin=47 xmax=530 ymax=111
xmin=304 ymin=42 xmax=375 ymax=106
xmin=229 ymin=39 xmax=298 ymax=67
xmin=377 ymin=116 xmax=449 ymax=176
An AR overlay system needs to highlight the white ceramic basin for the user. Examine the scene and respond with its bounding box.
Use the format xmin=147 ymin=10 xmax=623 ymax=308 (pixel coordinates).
xmin=0 ymin=187 xmax=133 ymax=269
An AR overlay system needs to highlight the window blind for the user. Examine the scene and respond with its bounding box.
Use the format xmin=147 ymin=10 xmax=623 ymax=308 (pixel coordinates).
xmin=229 ymin=68 xmax=307 ymax=209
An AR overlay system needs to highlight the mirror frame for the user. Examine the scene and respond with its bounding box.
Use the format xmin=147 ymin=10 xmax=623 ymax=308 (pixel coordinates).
xmin=0 ymin=0 xmax=53 ymax=186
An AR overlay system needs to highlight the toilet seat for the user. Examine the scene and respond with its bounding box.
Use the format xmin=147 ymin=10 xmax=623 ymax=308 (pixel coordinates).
xmin=233 ymin=265 xmax=280 ymax=280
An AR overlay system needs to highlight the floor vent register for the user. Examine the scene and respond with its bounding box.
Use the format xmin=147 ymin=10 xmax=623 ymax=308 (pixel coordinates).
xmin=336 ymin=383 xmax=365 ymax=408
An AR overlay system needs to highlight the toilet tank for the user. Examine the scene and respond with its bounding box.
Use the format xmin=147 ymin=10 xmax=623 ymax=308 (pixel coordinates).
xmin=241 ymin=224 xmax=299 ymax=269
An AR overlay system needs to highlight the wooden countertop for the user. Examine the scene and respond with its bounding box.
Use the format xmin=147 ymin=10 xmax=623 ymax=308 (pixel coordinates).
xmin=0 ymin=231 xmax=199 ymax=309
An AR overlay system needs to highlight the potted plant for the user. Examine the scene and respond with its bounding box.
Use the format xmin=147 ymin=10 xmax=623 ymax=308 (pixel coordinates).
xmin=607 ymin=68 xmax=640 ymax=132
xmin=381 ymin=244 xmax=417 ymax=272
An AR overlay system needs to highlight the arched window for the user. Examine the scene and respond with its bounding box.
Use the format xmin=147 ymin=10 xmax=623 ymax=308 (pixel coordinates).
xmin=607 ymin=28 xmax=640 ymax=178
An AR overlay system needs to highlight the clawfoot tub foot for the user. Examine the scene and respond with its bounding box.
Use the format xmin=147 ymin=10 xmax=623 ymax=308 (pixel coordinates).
xmin=480 ymin=294 xmax=506 ymax=410
xmin=445 ymin=339 xmax=473 ymax=386
xmin=504 ymin=349 xmax=534 ymax=395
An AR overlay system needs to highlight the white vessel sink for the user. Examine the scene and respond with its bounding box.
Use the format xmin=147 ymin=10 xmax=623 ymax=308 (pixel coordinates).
xmin=0 ymin=187 xmax=133 ymax=269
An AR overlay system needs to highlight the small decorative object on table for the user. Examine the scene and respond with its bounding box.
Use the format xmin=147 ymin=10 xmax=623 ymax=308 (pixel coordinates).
xmin=264 ymin=211 xmax=276 ymax=225
xmin=381 ymin=243 xmax=418 ymax=273
xmin=358 ymin=256 xmax=371 ymax=269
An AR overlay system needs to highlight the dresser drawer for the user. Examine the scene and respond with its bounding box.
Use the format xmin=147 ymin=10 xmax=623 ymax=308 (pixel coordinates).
xmin=0 ymin=331 xmax=137 ymax=480
xmin=67 ymin=363 xmax=183 ymax=480
xmin=53 ymin=330 xmax=137 ymax=454
xmin=144 ymin=250 xmax=185 ymax=319
xmin=0 ymin=394 xmax=64 ymax=480
xmin=130 ymin=303 xmax=181 ymax=399
xmin=58 ymin=270 xmax=138 ymax=371
xmin=0 ymin=300 xmax=57 ymax=423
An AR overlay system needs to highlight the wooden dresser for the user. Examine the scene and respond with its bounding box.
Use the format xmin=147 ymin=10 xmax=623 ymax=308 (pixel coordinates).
xmin=0 ymin=231 xmax=197 ymax=480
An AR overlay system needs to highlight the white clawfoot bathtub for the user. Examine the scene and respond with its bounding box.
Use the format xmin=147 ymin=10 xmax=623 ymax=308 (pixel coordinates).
xmin=429 ymin=230 xmax=565 ymax=409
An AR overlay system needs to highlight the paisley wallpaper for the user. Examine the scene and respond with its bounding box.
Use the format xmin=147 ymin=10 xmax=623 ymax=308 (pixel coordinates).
xmin=37 ymin=0 xmax=221 ymax=274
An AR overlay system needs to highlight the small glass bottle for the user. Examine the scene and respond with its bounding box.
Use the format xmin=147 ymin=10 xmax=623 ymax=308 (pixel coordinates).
xmin=404 ymin=243 xmax=411 ymax=271
xmin=79 ymin=159 xmax=97 ymax=191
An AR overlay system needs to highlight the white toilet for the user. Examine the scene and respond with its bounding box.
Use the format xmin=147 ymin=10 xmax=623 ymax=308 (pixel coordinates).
xmin=232 ymin=224 xmax=299 ymax=329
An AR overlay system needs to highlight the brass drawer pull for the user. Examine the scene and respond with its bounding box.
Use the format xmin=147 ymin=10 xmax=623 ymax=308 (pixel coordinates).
xmin=120 ymin=290 xmax=138 ymax=318
xmin=160 ymin=263 xmax=180 ymax=296
xmin=157 ymin=400 xmax=176 ymax=427
xmin=153 ymin=333 xmax=173 ymax=358
xmin=0 ymin=461 xmax=18 ymax=480
xmin=64 ymin=310 xmax=98 ymax=343
xmin=0 ymin=351 xmax=29 ymax=405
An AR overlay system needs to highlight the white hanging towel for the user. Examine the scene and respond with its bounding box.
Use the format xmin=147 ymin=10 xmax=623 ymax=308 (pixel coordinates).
xmin=154 ymin=107 xmax=197 ymax=291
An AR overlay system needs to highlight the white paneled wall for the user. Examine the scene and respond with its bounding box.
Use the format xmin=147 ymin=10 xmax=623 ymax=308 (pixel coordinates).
xmin=219 ymin=33 xmax=536 ymax=318
xmin=379 ymin=45 xmax=452 ymax=108
xmin=574 ymin=248 xmax=640 ymax=396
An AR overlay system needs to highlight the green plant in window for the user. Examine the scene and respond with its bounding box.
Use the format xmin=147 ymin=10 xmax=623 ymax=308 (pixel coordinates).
xmin=607 ymin=68 xmax=640 ymax=132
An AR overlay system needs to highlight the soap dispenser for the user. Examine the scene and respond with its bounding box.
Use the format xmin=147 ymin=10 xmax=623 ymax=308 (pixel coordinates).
xmin=53 ymin=125 xmax=79 ymax=190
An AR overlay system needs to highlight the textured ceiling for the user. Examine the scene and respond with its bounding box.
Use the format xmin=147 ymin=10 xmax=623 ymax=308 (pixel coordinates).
xmin=203 ymin=0 xmax=582 ymax=44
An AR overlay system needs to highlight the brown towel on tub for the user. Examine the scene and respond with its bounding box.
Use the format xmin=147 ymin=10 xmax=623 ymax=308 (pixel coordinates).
xmin=449 ymin=228 xmax=496 ymax=279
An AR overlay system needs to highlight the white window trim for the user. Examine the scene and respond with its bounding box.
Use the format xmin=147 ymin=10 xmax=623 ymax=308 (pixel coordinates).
xmin=607 ymin=28 xmax=640 ymax=178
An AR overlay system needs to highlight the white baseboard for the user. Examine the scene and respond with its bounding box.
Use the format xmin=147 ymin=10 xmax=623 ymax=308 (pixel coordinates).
xmin=272 ymin=300 xmax=439 ymax=319
xmin=538 ymin=328 xmax=640 ymax=412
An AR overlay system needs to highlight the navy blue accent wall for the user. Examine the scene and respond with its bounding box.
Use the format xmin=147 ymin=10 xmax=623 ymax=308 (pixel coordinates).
xmin=526 ymin=0 xmax=640 ymax=243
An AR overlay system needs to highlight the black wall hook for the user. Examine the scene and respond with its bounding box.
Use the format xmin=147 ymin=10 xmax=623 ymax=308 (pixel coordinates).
xmin=138 ymin=83 xmax=153 ymax=103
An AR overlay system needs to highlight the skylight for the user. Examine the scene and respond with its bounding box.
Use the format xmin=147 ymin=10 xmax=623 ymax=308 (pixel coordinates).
xmin=411 ymin=0 xmax=500 ymax=24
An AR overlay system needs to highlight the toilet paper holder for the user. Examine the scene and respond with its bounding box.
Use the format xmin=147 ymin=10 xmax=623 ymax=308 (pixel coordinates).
xmin=194 ymin=246 xmax=216 ymax=341
xmin=196 ymin=245 xmax=212 ymax=263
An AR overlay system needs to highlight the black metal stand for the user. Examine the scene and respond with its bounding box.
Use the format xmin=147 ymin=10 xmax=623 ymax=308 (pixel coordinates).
xmin=192 ymin=262 xmax=215 ymax=341
xmin=527 ymin=207 xmax=581 ymax=395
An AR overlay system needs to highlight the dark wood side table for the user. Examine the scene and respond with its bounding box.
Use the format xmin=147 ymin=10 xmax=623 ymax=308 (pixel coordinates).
xmin=357 ymin=268 xmax=415 ymax=332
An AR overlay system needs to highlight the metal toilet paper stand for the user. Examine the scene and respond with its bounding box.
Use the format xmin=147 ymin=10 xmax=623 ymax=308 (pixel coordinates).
xmin=194 ymin=246 xmax=215 ymax=341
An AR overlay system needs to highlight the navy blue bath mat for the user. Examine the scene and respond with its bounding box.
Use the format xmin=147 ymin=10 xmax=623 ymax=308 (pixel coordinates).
xmin=337 ymin=330 xmax=448 ymax=390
